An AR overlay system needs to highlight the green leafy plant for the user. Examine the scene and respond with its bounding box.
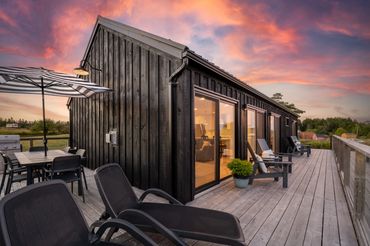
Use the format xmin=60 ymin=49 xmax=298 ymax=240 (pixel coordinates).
xmin=227 ymin=158 xmax=253 ymax=178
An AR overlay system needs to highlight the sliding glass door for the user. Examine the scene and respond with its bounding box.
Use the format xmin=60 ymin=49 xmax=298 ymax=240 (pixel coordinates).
xmin=194 ymin=96 xmax=217 ymax=188
xmin=194 ymin=94 xmax=236 ymax=190
xmin=247 ymin=109 xmax=256 ymax=153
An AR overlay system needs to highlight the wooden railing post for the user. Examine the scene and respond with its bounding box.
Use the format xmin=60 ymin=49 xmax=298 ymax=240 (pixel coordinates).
xmin=354 ymin=151 xmax=365 ymax=217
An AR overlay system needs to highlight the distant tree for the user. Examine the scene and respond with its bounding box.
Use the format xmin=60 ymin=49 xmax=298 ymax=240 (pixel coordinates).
xmin=335 ymin=127 xmax=346 ymax=136
xmin=271 ymin=93 xmax=305 ymax=116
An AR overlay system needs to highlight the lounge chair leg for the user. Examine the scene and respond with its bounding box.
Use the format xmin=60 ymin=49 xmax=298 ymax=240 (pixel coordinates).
xmin=248 ymin=178 xmax=254 ymax=185
xmin=274 ymin=177 xmax=279 ymax=181
xmin=0 ymin=169 xmax=7 ymax=194
xmin=105 ymin=227 xmax=118 ymax=241
xmin=82 ymin=168 xmax=88 ymax=190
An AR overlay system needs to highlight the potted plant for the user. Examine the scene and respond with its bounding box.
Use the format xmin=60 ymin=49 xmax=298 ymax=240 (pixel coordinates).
xmin=227 ymin=158 xmax=253 ymax=188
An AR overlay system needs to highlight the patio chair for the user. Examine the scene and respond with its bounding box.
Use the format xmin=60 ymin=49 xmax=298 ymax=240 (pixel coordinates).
xmin=257 ymin=138 xmax=293 ymax=173
xmin=288 ymin=136 xmax=311 ymax=157
xmin=0 ymin=152 xmax=39 ymax=195
xmin=76 ymin=148 xmax=88 ymax=190
xmin=94 ymin=163 xmax=245 ymax=246
xmin=44 ymin=155 xmax=85 ymax=202
xmin=0 ymin=180 xmax=185 ymax=246
xmin=247 ymin=142 xmax=290 ymax=188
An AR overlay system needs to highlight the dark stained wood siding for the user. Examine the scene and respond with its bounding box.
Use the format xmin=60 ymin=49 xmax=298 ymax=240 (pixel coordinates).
xmin=70 ymin=26 xmax=177 ymax=194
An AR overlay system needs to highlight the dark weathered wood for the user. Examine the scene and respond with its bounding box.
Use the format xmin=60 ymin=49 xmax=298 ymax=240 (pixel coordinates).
xmin=132 ymin=43 xmax=141 ymax=187
xmin=113 ymin=33 xmax=120 ymax=164
xmin=140 ymin=48 xmax=149 ymax=189
xmin=119 ymin=38 xmax=126 ymax=171
xmin=125 ymin=40 xmax=133 ymax=182
xmin=158 ymin=56 xmax=171 ymax=193
xmin=108 ymin=31 xmax=114 ymax=163
xmin=148 ymin=51 xmax=159 ymax=187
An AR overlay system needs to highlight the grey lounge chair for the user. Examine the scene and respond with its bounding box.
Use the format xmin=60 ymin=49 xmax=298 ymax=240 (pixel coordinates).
xmin=94 ymin=163 xmax=245 ymax=246
xmin=257 ymin=138 xmax=293 ymax=173
xmin=288 ymin=136 xmax=311 ymax=157
xmin=247 ymin=142 xmax=290 ymax=188
xmin=0 ymin=180 xmax=184 ymax=246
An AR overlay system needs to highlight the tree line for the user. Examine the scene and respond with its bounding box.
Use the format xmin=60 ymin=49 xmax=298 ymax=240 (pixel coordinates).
xmin=300 ymin=117 xmax=370 ymax=138
xmin=0 ymin=117 xmax=69 ymax=135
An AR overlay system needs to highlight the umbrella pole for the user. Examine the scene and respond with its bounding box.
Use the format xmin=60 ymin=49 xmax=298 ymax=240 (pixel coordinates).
xmin=41 ymin=77 xmax=47 ymax=156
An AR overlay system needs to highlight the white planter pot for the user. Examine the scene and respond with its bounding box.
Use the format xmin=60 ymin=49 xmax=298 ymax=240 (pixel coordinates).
xmin=234 ymin=177 xmax=249 ymax=188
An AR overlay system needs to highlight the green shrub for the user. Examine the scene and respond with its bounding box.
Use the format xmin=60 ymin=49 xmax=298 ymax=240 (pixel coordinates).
xmin=301 ymin=140 xmax=331 ymax=149
xmin=334 ymin=127 xmax=346 ymax=136
xmin=227 ymin=158 xmax=253 ymax=178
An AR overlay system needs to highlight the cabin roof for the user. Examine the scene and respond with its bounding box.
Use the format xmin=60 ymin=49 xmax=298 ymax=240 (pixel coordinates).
xmin=81 ymin=16 xmax=298 ymax=117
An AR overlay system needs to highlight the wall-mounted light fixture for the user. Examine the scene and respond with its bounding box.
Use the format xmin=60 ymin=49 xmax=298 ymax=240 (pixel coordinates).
xmin=242 ymin=104 xmax=247 ymax=111
xmin=73 ymin=59 xmax=102 ymax=76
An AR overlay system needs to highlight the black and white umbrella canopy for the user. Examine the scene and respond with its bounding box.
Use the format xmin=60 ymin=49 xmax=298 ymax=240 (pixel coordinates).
xmin=0 ymin=66 xmax=111 ymax=97
xmin=0 ymin=66 xmax=112 ymax=156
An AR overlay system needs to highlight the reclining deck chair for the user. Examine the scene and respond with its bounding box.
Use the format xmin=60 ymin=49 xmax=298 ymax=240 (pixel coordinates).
xmin=257 ymin=138 xmax=293 ymax=173
xmin=94 ymin=163 xmax=245 ymax=246
xmin=0 ymin=180 xmax=185 ymax=246
xmin=288 ymin=136 xmax=311 ymax=157
xmin=247 ymin=142 xmax=290 ymax=188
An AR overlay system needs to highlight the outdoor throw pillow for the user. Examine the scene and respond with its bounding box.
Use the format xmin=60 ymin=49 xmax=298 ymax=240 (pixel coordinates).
xmin=262 ymin=150 xmax=275 ymax=159
xmin=256 ymin=154 xmax=268 ymax=173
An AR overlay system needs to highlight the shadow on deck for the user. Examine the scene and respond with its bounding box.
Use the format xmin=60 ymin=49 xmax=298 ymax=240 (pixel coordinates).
xmin=3 ymin=149 xmax=358 ymax=245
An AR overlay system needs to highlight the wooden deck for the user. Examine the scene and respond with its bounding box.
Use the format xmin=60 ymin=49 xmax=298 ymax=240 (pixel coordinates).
xmin=3 ymin=149 xmax=358 ymax=245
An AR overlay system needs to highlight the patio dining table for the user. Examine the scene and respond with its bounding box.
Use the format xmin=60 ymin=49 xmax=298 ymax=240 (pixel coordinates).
xmin=14 ymin=150 xmax=73 ymax=185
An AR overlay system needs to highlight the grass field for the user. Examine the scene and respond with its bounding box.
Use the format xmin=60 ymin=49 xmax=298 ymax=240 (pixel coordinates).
xmin=20 ymin=134 xmax=69 ymax=151
xmin=301 ymin=139 xmax=331 ymax=149
xmin=0 ymin=128 xmax=69 ymax=151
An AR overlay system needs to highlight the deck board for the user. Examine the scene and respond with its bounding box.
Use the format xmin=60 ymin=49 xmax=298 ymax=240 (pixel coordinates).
xmin=1 ymin=149 xmax=358 ymax=245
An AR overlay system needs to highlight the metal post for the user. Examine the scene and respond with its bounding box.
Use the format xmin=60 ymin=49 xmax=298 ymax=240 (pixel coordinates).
xmin=41 ymin=77 xmax=47 ymax=156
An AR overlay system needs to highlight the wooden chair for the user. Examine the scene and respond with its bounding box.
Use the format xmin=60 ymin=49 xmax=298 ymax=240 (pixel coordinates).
xmin=247 ymin=142 xmax=290 ymax=188
xmin=288 ymin=136 xmax=311 ymax=157
xmin=76 ymin=149 xmax=88 ymax=190
xmin=257 ymin=138 xmax=293 ymax=173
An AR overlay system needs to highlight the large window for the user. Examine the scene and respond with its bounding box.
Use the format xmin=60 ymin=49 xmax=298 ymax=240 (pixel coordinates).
xmin=247 ymin=109 xmax=256 ymax=152
xmin=219 ymin=101 xmax=235 ymax=179
xmin=247 ymin=107 xmax=266 ymax=156
xmin=269 ymin=114 xmax=280 ymax=152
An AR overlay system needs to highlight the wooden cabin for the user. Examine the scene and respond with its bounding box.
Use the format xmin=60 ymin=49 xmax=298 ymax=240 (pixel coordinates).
xmin=69 ymin=16 xmax=298 ymax=202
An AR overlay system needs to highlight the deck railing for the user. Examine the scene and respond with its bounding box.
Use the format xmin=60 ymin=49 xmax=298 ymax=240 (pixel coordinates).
xmin=332 ymin=136 xmax=370 ymax=246
xmin=20 ymin=136 xmax=69 ymax=151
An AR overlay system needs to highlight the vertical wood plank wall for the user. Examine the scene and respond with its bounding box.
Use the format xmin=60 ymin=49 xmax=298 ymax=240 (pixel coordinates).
xmin=70 ymin=26 xmax=178 ymax=194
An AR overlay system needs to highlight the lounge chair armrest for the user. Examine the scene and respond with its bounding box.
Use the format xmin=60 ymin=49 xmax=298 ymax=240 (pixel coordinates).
xmin=118 ymin=209 xmax=187 ymax=246
xmin=266 ymin=161 xmax=292 ymax=165
xmin=90 ymin=218 xmax=158 ymax=246
xmin=139 ymin=188 xmax=183 ymax=205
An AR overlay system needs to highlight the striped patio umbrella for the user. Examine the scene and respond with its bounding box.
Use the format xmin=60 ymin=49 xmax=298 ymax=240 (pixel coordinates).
xmin=0 ymin=66 xmax=112 ymax=156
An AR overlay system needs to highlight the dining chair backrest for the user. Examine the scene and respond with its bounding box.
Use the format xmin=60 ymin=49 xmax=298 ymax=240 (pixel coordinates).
xmin=0 ymin=181 xmax=89 ymax=246
xmin=29 ymin=146 xmax=47 ymax=152
xmin=51 ymin=155 xmax=81 ymax=173
xmin=76 ymin=149 xmax=86 ymax=158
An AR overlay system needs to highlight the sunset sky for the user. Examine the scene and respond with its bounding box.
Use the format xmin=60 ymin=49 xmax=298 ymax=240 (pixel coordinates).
xmin=0 ymin=0 xmax=369 ymax=122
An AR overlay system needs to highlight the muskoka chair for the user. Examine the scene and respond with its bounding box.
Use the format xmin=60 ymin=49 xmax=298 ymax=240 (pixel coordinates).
xmin=288 ymin=136 xmax=311 ymax=157
xmin=0 ymin=180 xmax=185 ymax=246
xmin=257 ymin=138 xmax=293 ymax=173
xmin=94 ymin=163 xmax=245 ymax=246
xmin=247 ymin=142 xmax=290 ymax=188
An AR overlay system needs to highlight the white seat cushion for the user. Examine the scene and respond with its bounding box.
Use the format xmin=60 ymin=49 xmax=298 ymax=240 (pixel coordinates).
xmin=262 ymin=150 xmax=275 ymax=159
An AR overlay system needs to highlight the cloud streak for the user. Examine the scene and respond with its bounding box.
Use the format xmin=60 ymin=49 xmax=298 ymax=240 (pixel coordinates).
xmin=0 ymin=0 xmax=369 ymax=121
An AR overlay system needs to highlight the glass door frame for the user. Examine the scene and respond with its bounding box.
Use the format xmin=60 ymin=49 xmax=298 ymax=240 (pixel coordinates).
xmin=194 ymin=89 xmax=238 ymax=193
